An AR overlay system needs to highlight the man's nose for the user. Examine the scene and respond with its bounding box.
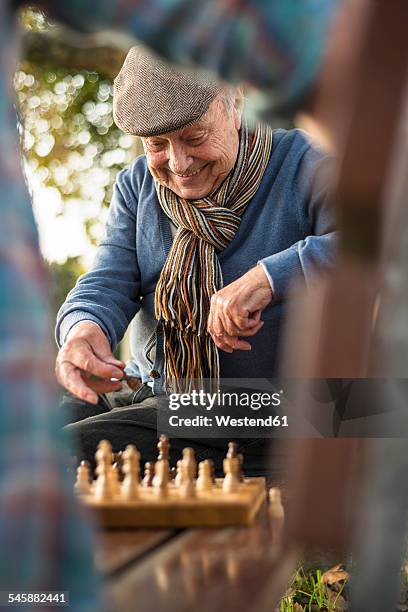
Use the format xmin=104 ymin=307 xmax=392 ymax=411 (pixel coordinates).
xmin=168 ymin=143 xmax=194 ymax=175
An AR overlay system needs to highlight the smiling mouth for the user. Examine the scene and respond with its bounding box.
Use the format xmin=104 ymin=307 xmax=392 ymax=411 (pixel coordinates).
xmin=173 ymin=165 xmax=207 ymax=178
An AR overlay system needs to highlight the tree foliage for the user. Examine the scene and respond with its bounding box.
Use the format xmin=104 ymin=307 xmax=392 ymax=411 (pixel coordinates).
xmin=16 ymin=7 xmax=142 ymax=248
xmin=15 ymin=7 xmax=144 ymax=312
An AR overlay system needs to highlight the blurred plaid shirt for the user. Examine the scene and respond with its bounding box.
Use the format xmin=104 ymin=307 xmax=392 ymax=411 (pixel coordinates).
xmin=1 ymin=0 xmax=335 ymax=607
xmin=45 ymin=0 xmax=337 ymax=117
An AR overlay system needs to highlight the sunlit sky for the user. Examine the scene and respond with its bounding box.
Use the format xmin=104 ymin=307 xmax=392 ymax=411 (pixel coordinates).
xmin=27 ymin=164 xmax=103 ymax=267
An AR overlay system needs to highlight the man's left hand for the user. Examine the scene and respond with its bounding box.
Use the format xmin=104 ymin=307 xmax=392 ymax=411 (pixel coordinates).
xmin=207 ymin=264 xmax=273 ymax=352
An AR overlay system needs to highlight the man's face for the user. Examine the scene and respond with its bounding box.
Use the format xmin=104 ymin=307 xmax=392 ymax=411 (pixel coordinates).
xmin=142 ymin=92 xmax=242 ymax=199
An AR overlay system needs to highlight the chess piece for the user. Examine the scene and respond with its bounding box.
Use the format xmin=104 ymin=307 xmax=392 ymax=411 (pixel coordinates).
xmin=94 ymin=440 xmax=115 ymax=501
xmin=227 ymin=441 xmax=238 ymax=459
xmin=97 ymin=439 xmax=113 ymax=460
xmin=153 ymin=460 xmax=169 ymax=498
xmin=269 ymin=488 xmax=284 ymax=521
xmin=157 ymin=434 xmax=170 ymax=461
xmin=196 ymin=460 xmax=212 ymax=492
xmin=74 ymin=460 xmax=92 ymax=495
xmin=238 ymin=453 xmax=244 ymax=482
xmin=153 ymin=434 xmax=170 ymax=488
xmin=174 ymin=460 xmax=183 ymax=488
xmin=109 ymin=463 xmax=121 ymax=497
xmin=142 ymin=462 xmax=155 ymax=487
xmin=222 ymin=455 xmax=240 ymax=494
xmin=179 ymin=447 xmax=196 ymax=498
xmin=183 ymin=447 xmax=197 ymax=478
xmin=269 ymin=488 xmax=285 ymax=553
xmin=113 ymin=450 xmax=125 ymax=481
xmin=207 ymin=458 xmax=216 ymax=483
xmin=121 ymin=444 xmax=140 ymax=500
xmin=170 ymin=466 xmax=177 ymax=480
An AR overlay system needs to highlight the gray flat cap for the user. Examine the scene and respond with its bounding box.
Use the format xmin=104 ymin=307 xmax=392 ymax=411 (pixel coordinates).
xmin=113 ymin=46 xmax=220 ymax=137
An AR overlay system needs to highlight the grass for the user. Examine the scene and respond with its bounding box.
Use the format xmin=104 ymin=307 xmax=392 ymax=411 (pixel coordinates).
xmin=278 ymin=564 xmax=349 ymax=612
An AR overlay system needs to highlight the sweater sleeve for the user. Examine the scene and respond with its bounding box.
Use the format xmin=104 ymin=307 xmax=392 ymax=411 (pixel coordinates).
xmin=55 ymin=168 xmax=141 ymax=350
xmin=259 ymin=144 xmax=338 ymax=301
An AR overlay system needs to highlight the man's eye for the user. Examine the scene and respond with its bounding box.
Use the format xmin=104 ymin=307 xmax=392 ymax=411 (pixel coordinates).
xmin=149 ymin=141 xmax=166 ymax=150
xmin=186 ymin=135 xmax=205 ymax=145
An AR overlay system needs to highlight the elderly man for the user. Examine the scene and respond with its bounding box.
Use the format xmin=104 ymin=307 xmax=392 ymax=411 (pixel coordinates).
xmin=56 ymin=47 xmax=336 ymax=472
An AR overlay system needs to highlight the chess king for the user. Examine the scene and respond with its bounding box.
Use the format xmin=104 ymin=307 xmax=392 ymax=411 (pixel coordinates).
xmin=56 ymin=46 xmax=336 ymax=474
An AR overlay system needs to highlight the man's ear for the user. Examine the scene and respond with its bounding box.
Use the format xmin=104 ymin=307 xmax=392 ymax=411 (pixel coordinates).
xmin=233 ymin=87 xmax=245 ymax=130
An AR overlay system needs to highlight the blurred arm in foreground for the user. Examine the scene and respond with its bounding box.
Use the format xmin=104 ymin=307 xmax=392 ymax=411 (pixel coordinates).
xmin=5 ymin=0 xmax=338 ymax=604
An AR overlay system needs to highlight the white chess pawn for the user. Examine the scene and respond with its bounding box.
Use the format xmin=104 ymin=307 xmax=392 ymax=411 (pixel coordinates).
xmin=222 ymin=456 xmax=240 ymax=493
xmin=196 ymin=461 xmax=212 ymax=493
xmin=95 ymin=439 xmax=113 ymax=465
xmin=153 ymin=460 xmax=169 ymax=498
xmin=269 ymin=488 xmax=284 ymax=521
xmin=94 ymin=442 xmax=115 ymax=501
xmin=179 ymin=449 xmax=196 ymax=498
xmin=153 ymin=455 xmax=170 ymax=489
xmin=268 ymin=487 xmax=285 ymax=553
xmin=109 ymin=464 xmax=121 ymax=497
xmin=74 ymin=460 xmax=92 ymax=495
xmin=182 ymin=448 xmax=197 ymax=478
xmin=121 ymin=444 xmax=140 ymax=500
xmin=174 ymin=460 xmax=183 ymax=488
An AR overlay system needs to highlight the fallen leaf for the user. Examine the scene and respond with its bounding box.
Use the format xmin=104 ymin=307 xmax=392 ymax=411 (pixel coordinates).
xmin=321 ymin=564 xmax=350 ymax=586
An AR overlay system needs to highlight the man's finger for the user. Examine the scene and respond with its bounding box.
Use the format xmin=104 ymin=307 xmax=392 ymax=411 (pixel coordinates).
xmin=93 ymin=347 xmax=125 ymax=369
xmin=57 ymin=361 xmax=99 ymax=405
xmin=211 ymin=333 xmax=251 ymax=352
xmin=229 ymin=337 xmax=252 ymax=351
xmin=60 ymin=345 xmax=124 ymax=380
xmin=212 ymin=312 xmax=226 ymax=338
xmin=211 ymin=334 xmax=232 ymax=352
xmin=84 ymin=376 xmax=123 ymax=395
xmin=223 ymin=320 xmax=264 ymax=337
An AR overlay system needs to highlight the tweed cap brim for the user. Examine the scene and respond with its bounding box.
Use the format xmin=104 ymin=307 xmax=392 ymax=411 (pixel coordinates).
xmin=113 ymin=46 xmax=221 ymax=137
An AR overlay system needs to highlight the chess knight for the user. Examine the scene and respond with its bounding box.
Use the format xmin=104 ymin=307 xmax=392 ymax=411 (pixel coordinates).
xmin=56 ymin=46 xmax=336 ymax=474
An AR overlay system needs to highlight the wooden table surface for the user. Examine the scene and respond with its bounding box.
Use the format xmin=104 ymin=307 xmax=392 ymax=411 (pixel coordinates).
xmin=96 ymin=503 xmax=297 ymax=612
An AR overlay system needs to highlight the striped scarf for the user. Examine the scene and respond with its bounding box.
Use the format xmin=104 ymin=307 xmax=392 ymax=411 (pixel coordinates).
xmin=154 ymin=122 xmax=272 ymax=389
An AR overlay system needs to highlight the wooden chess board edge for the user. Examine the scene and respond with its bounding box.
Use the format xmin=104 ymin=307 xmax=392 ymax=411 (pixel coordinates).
xmin=84 ymin=478 xmax=267 ymax=528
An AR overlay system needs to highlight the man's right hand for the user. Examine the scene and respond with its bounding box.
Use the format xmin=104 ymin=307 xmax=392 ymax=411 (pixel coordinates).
xmin=55 ymin=321 xmax=125 ymax=404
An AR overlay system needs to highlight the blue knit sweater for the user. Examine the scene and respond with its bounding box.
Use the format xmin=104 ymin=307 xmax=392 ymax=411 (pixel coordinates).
xmin=56 ymin=129 xmax=337 ymax=394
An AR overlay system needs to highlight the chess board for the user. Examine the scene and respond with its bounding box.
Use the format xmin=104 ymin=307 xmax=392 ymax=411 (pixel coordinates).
xmin=80 ymin=477 xmax=266 ymax=528
xmin=74 ymin=437 xmax=266 ymax=527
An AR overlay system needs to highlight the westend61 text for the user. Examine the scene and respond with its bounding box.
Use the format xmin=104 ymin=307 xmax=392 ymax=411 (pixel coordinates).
xmin=168 ymin=415 xmax=289 ymax=427
xmin=168 ymin=389 xmax=283 ymax=411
